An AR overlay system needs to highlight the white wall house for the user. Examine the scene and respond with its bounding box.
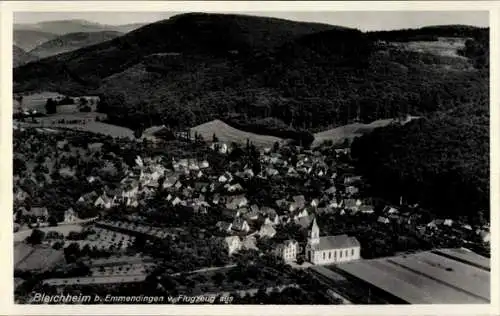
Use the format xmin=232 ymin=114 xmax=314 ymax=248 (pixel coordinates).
xmin=275 ymin=240 xmax=299 ymax=262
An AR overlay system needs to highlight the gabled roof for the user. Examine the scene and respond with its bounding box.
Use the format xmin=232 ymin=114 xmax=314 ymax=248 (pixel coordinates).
xmin=313 ymin=234 xmax=360 ymax=251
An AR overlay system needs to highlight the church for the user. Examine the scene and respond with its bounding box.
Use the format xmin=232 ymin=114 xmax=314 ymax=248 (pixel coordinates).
xmin=305 ymin=217 xmax=361 ymax=265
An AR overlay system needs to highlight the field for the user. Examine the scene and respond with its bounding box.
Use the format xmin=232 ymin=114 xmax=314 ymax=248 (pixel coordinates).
xmin=14 ymin=224 xmax=84 ymax=242
xmin=13 ymin=91 xmax=65 ymax=112
xmin=14 ymin=244 xmax=65 ymax=271
xmin=393 ymin=37 xmax=468 ymax=59
xmin=334 ymin=250 xmax=490 ymax=304
xmin=18 ymin=112 xmax=136 ymax=139
xmin=190 ymin=119 xmax=283 ymax=148
xmin=312 ymin=117 xmax=420 ymax=147
xmin=43 ymin=275 xmax=147 ymax=286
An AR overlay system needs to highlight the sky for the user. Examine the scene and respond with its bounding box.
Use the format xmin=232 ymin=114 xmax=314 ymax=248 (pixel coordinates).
xmin=14 ymin=11 xmax=488 ymax=31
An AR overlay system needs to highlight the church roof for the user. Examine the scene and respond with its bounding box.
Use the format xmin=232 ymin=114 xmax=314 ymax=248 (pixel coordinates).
xmin=312 ymin=234 xmax=360 ymax=251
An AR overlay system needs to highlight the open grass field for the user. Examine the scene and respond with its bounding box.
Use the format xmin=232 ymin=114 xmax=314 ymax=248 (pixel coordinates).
xmin=334 ymin=249 xmax=490 ymax=304
xmin=190 ymin=119 xmax=283 ymax=148
xmin=13 ymin=91 xmax=65 ymax=112
xmin=393 ymin=37 xmax=468 ymax=59
xmin=14 ymin=224 xmax=84 ymax=242
xmin=18 ymin=112 xmax=136 ymax=139
xmin=14 ymin=244 xmax=65 ymax=271
xmin=312 ymin=117 xmax=420 ymax=147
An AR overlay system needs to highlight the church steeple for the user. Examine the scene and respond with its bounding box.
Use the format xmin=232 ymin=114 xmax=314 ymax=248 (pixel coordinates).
xmin=308 ymin=217 xmax=320 ymax=245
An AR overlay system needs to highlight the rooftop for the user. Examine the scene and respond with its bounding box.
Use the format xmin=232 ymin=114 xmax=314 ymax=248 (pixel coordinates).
xmin=313 ymin=234 xmax=360 ymax=251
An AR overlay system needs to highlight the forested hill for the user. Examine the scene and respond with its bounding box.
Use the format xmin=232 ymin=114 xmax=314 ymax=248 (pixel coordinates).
xmin=351 ymin=101 xmax=489 ymax=222
xmin=14 ymin=14 xmax=488 ymax=134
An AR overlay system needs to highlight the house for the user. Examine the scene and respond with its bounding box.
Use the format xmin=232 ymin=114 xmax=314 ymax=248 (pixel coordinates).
xmin=343 ymin=175 xmax=362 ymax=185
xmin=478 ymin=230 xmax=490 ymax=243
xmin=218 ymin=175 xmax=230 ymax=183
xmin=293 ymin=208 xmax=309 ymax=220
xmin=224 ymin=236 xmax=241 ymax=255
xmin=162 ymin=175 xmax=179 ymax=189
xmin=274 ymin=240 xmax=299 ymax=262
xmin=59 ymin=167 xmax=76 ymax=178
xmin=343 ymin=199 xmax=361 ymax=212
xmin=383 ymin=206 xmax=400 ymax=215
xmin=211 ymin=143 xmax=229 ymax=154
xmin=222 ymin=208 xmax=242 ymax=219
xmin=295 ymin=214 xmax=314 ymax=230
xmin=378 ymin=216 xmax=390 ymax=224
xmin=243 ymin=210 xmax=260 ymax=222
xmin=27 ymin=207 xmax=49 ymax=222
xmin=94 ymin=195 xmax=113 ymax=209
xmin=212 ymin=194 xmax=221 ymax=205
xmin=266 ymin=167 xmax=279 ymax=177
xmin=328 ymin=198 xmax=339 ymax=209
xmin=289 ymin=195 xmax=306 ymax=212
xmin=78 ymin=191 xmax=98 ymax=204
xmin=287 ymin=167 xmax=299 ymax=177
xmin=359 ymin=205 xmax=375 ymax=214
xmin=258 ymin=224 xmax=277 ymax=238
xmin=345 ymin=186 xmax=359 ymax=195
xmin=264 ymin=213 xmax=280 ymax=226
xmin=171 ymin=196 xmax=183 ymax=206
xmin=275 ymin=199 xmax=289 ymax=209
xmin=14 ymin=189 xmax=30 ymax=202
xmin=305 ymin=218 xmax=361 ymax=265
xmin=242 ymin=236 xmax=258 ymax=251
xmin=225 ymin=195 xmax=248 ymax=210
xmin=250 ymin=204 xmax=259 ymax=213
xmin=216 ymin=221 xmax=233 ymax=233
xmin=232 ymin=218 xmax=250 ymax=233
xmin=427 ymin=220 xmax=438 ymax=230
xmin=88 ymin=142 xmax=104 ymax=152
xmin=64 ymin=208 xmax=77 ymax=223
xmin=325 ymin=186 xmax=336 ymax=195
xmin=310 ymin=199 xmax=320 ymax=208
xmin=236 ymin=168 xmax=255 ymax=179
xmin=227 ymin=183 xmax=244 ymax=193
xmin=443 ymin=219 xmax=454 ymax=227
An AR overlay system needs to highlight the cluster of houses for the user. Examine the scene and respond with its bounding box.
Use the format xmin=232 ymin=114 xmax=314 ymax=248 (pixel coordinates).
xmin=13 ymin=130 xmax=491 ymax=271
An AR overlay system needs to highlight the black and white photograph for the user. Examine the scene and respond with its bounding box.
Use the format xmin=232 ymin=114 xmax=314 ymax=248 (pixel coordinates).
xmin=3 ymin=2 xmax=496 ymax=312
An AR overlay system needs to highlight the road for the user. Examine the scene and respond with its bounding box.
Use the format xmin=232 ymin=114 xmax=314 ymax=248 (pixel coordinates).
xmin=171 ymin=264 xmax=237 ymax=276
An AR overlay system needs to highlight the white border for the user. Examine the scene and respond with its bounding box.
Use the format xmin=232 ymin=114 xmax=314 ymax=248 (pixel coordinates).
xmin=1 ymin=2 xmax=499 ymax=316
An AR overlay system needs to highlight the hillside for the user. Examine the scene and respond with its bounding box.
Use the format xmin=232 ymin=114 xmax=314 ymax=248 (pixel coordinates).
xmin=29 ymin=31 xmax=123 ymax=59
xmin=14 ymin=30 xmax=57 ymax=51
xmin=351 ymin=102 xmax=489 ymax=221
xmin=13 ymin=13 xmax=342 ymax=92
xmin=13 ymin=45 xmax=37 ymax=68
xmin=13 ymin=14 xmax=488 ymax=134
xmin=190 ymin=120 xmax=283 ymax=148
xmin=16 ymin=19 xmax=118 ymax=35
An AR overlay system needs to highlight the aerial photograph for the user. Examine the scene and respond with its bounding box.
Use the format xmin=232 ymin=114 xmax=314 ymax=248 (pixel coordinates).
xmin=11 ymin=10 xmax=490 ymax=305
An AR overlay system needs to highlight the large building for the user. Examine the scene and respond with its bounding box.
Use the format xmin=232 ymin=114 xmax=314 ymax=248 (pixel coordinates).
xmin=334 ymin=248 xmax=490 ymax=304
xmin=306 ymin=218 xmax=361 ymax=265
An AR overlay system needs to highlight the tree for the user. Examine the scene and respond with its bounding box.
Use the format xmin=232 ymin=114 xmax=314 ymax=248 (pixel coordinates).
xmin=211 ymin=272 xmax=225 ymax=286
xmin=48 ymin=216 xmax=58 ymax=227
xmin=273 ymin=141 xmax=280 ymax=153
xmin=212 ymin=133 xmax=219 ymax=143
xmin=64 ymin=242 xmax=81 ymax=263
xmin=45 ymin=98 xmax=57 ymax=114
xmin=27 ymin=229 xmax=45 ymax=245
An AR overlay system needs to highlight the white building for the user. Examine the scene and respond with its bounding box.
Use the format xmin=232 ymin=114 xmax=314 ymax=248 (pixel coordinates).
xmin=275 ymin=240 xmax=299 ymax=262
xmin=305 ymin=218 xmax=361 ymax=265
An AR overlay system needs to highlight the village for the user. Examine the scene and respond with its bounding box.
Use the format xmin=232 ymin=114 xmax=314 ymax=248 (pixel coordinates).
xmin=13 ymin=122 xmax=491 ymax=303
